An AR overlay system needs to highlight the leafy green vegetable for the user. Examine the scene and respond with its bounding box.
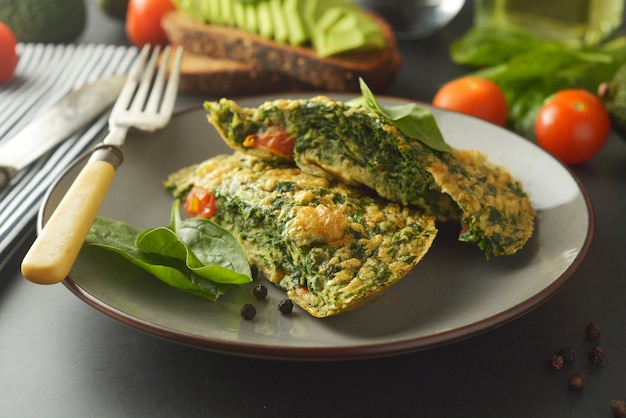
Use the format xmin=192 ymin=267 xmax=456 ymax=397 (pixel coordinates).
xmin=451 ymin=26 xmax=626 ymax=139
xmin=347 ymin=78 xmax=452 ymax=152
xmin=86 ymin=201 xmax=252 ymax=301
xmin=450 ymin=25 xmax=557 ymax=66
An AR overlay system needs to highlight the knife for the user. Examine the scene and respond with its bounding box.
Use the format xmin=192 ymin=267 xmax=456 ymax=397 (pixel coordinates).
xmin=0 ymin=75 xmax=127 ymax=189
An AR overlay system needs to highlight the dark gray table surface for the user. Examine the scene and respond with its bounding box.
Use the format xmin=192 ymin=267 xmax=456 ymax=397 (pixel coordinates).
xmin=2 ymin=1 xmax=626 ymax=417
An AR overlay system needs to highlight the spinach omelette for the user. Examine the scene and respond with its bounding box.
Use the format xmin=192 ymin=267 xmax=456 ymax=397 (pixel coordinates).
xmin=165 ymin=152 xmax=438 ymax=318
xmin=204 ymin=96 xmax=535 ymax=257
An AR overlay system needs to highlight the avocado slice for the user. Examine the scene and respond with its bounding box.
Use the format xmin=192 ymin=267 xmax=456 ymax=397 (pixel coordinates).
xmin=311 ymin=6 xmax=348 ymax=54
xmin=198 ymin=0 xmax=213 ymax=22
xmin=173 ymin=0 xmax=204 ymax=22
xmin=233 ymin=2 xmax=246 ymax=29
xmin=174 ymin=0 xmax=386 ymax=57
xmin=269 ymin=0 xmax=289 ymax=44
xmin=315 ymin=6 xmax=346 ymax=32
xmin=206 ymin=0 xmax=221 ymax=23
xmin=219 ymin=0 xmax=234 ymax=26
xmin=244 ymin=3 xmax=258 ymax=34
xmin=257 ymin=0 xmax=274 ymax=39
xmin=284 ymin=0 xmax=307 ymax=46
xmin=335 ymin=12 xmax=386 ymax=49
xmin=314 ymin=7 xmax=386 ymax=57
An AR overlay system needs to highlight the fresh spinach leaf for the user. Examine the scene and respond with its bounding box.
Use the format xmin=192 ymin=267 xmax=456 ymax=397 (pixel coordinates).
xmin=137 ymin=202 xmax=251 ymax=284
xmin=450 ymin=25 xmax=557 ymax=66
xmin=347 ymin=78 xmax=452 ymax=152
xmin=474 ymin=47 xmax=611 ymax=83
xmin=85 ymin=201 xmax=252 ymax=301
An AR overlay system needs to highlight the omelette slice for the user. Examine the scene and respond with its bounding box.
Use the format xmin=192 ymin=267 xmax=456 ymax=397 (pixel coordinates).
xmin=204 ymin=96 xmax=535 ymax=257
xmin=165 ymin=153 xmax=438 ymax=318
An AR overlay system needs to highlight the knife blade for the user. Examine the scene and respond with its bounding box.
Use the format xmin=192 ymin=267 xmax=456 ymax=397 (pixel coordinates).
xmin=0 ymin=75 xmax=127 ymax=189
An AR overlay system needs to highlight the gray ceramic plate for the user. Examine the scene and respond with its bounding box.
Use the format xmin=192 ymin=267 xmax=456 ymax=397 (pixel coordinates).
xmin=40 ymin=95 xmax=594 ymax=360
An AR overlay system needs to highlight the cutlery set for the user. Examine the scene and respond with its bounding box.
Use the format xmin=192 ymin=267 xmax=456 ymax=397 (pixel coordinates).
xmin=4 ymin=44 xmax=184 ymax=284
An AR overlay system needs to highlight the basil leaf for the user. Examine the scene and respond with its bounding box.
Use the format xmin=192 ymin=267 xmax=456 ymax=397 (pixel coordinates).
xmin=347 ymin=78 xmax=452 ymax=152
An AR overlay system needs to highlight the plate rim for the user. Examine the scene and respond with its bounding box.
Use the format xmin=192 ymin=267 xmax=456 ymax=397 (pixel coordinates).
xmin=40 ymin=98 xmax=595 ymax=360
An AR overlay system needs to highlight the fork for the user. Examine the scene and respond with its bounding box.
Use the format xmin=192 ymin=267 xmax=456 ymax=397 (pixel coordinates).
xmin=21 ymin=44 xmax=184 ymax=285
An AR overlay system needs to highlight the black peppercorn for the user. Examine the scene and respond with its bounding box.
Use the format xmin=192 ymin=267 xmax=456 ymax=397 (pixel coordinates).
xmin=588 ymin=346 xmax=606 ymax=364
xmin=611 ymin=399 xmax=626 ymax=417
xmin=253 ymin=284 xmax=268 ymax=300
xmin=568 ymin=373 xmax=584 ymax=390
xmin=549 ymin=354 xmax=564 ymax=370
xmin=277 ymin=298 xmax=293 ymax=314
xmin=240 ymin=303 xmax=256 ymax=320
xmin=558 ymin=346 xmax=576 ymax=364
xmin=585 ymin=322 xmax=602 ymax=339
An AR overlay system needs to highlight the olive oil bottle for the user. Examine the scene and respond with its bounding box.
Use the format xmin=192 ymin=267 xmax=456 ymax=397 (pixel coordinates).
xmin=474 ymin=0 xmax=625 ymax=46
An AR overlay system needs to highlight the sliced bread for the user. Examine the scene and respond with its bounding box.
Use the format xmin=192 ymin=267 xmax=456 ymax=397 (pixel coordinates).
xmin=162 ymin=10 xmax=402 ymax=94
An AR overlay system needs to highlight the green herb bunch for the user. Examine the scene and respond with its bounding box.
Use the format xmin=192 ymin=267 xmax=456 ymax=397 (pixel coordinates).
xmin=450 ymin=26 xmax=626 ymax=139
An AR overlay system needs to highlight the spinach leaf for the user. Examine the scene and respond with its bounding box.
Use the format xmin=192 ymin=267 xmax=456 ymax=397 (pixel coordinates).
xmin=85 ymin=201 xmax=252 ymax=301
xmin=137 ymin=202 xmax=251 ymax=284
xmin=474 ymin=47 xmax=611 ymax=83
xmin=450 ymin=25 xmax=557 ymax=66
xmin=347 ymin=78 xmax=452 ymax=152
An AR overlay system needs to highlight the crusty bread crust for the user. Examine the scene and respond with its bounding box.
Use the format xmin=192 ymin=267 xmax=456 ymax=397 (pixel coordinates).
xmin=164 ymin=49 xmax=315 ymax=95
xmin=162 ymin=10 xmax=401 ymax=94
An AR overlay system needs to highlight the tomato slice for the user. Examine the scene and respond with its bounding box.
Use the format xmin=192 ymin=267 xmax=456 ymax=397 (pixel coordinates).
xmin=243 ymin=125 xmax=295 ymax=157
xmin=184 ymin=186 xmax=217 ymax=219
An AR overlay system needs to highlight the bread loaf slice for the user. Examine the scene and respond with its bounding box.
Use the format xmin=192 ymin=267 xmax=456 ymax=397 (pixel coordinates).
xmin=162 ymin=10 xmax=401 ymax=94
xmin=166 ymin=49 xmax=315 ymax=95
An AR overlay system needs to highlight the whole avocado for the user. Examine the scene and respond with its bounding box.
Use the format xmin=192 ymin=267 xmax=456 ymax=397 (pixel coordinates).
xmin=0 ymin=0 xmax=86 ymax=43
xmin=599 ymin=63 xmax=626 ymax=140
xmin=96 ymin=0 xmax=129 ymax=21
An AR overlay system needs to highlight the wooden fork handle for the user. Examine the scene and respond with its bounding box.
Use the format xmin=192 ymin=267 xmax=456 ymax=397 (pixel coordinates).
xmin=22 ymin=146 xmax=122 ymax=284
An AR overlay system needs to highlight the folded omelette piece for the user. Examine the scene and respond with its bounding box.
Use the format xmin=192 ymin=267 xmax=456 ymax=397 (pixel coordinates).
xmin=204 ymin=96 xmax=536 ymax=257
xmin=165 ymin=153 xmax=437 ymax=318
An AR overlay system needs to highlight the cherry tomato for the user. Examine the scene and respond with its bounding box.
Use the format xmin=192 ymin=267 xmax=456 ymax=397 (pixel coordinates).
xmin=0 ymin=22 xmax=18 ymax=83
xmin=432 ymin=76 xmax=508 ymax=126
xmin=534 ymin=89 xmax=610 ymax=165
xmin=126 ymin=0 xmax=175 ymax=47
xmin=243 ymin=126 xmax=296 ymax=157
xmin=184 ymin=186 xmax=217 ymax=219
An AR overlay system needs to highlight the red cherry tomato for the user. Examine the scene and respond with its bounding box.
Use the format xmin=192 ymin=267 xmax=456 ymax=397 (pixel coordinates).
xmin=534 ymin=89 xmax=610 ymax=164
xmin=432 ymin=76 xmax=508 ymax=126
xmin=243 ymin=126 xmax=296 ymax=157
xmin=0 ymin=22 xmax=18 ymax=83
xmin=126 ymin=0 xmax=175 ymax=47
xmin=184 ymin=186 xmax=217 ymax=219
